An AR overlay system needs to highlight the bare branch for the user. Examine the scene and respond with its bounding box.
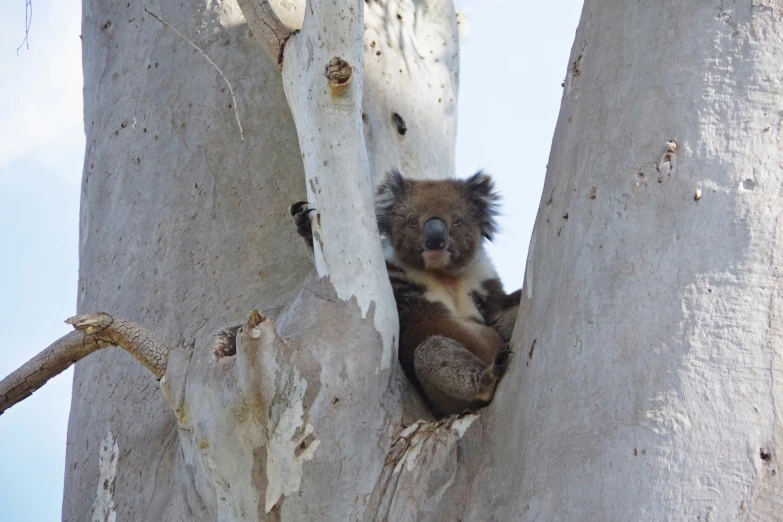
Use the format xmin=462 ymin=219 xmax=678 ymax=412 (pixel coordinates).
xmin=0 ymin=313 xmax=169 ymax=415
xmin=235 ymin=0 xmax=298 ymax=67
xmin=138 ymin=0 xmax=245 ymax=142
xmin=16 ymin=0 xmax=32 ymax=54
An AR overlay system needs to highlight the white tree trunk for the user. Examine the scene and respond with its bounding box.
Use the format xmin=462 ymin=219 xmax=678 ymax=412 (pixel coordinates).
xmin=59 ymin=0 xmax=458 ymax=520
xmin=516 ymin=1 xmax=783 ymax=517
xmin=417 ymin=1 xmax=781 ymax=520
xmin=10 ymin=0 xmax=778 ymax=520
xmin=350 ymin=1 xmax=783 ymax=520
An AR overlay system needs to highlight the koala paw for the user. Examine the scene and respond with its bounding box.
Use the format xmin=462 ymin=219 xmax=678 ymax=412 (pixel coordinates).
xmin=290 ymin=201 xmax=315 ymax=249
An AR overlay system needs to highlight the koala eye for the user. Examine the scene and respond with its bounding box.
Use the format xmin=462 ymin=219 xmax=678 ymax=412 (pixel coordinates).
xmin=453 ymin=217 xmax=463 ymax=226
xmin=407 ymin=216 xmax=419 ymax=228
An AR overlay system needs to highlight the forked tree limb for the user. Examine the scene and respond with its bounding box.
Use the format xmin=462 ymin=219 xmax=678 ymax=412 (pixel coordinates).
xmin=235 ymin=0 xmax=298 ymax=67
xmin=0 ymin=313 xmax=169 ymax=415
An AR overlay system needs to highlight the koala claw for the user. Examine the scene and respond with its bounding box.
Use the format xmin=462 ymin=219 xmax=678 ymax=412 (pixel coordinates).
xmin=290 ymin=201 xmax=316 ymax=248
xmin=289 ymin=201 xmax=309 ymax=216
xmin=493 ymin=348 xmax=514 ymax=377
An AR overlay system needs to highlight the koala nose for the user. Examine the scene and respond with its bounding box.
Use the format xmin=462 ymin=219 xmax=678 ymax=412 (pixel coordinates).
xmin=423 ymin=218 xmax=448 ymax=250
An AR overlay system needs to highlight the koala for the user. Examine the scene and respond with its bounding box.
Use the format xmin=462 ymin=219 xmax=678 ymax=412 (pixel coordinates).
xmin=290 ymin=170 xmax=520 ymax=417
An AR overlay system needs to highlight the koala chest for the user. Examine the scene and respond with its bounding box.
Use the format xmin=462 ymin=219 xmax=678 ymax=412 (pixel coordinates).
xmin=386 ymin=243 xmax=499 ymax=326
xmin=420 ymin=274 xmax=485 ymax=323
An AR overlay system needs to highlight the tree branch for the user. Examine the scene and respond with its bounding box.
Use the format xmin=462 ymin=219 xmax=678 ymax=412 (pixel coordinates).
xmin=275 ymin=0 xmax=400 ymax=368
xmin=0 ymin=313 xmax=169 ymax=415
xmin=236 ymin=0 xmax=298 ymax=68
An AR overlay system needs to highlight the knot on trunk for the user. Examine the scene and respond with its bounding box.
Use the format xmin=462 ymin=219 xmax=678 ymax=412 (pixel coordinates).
xmin=325 ymin=57 xmax=353 ymax=96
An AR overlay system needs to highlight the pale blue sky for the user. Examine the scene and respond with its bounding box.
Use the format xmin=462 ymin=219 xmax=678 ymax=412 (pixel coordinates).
xmin=0 ymin=1 xmax=582 ymax=519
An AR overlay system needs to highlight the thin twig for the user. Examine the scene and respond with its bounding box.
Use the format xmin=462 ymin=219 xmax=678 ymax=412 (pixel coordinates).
xmin=16 ymin=0 xmax=32 ymax=55
xmin=139 ymin=0 xmax=245 ymax=142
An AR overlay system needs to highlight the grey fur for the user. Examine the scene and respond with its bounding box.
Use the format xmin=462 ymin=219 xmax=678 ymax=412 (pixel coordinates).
xmin=413 ymin=336 xmax=501 ymax=415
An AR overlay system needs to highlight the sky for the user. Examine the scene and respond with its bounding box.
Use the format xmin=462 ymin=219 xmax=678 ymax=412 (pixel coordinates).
xmin=0 ymin=0 xmax=582 ymax=519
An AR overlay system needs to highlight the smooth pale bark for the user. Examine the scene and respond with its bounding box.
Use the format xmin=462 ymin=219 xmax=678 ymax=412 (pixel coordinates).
xmin=14 ymin=0 xmax=780 ymax=520
xmin=372 ymin=1 xmax=783 ymax=520
xmin=156 ymin=0 xmax=399 ymax=518
xmin=360 ymin=0 xmax=459 ymax=182
xmin=503 ymin=4 xmax=783 ymax=518
xmin=66 ymin=3 xmax=308 ymax=519
xmin=63 ymin=0 xmax=458 ymax=520
xmin=281 ymin=3 xmax=397 ymax=361
xmin=238 ymin=0 xmax=460 ymax=182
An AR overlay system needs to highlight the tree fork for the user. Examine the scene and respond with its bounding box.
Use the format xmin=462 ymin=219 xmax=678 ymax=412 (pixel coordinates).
xmin=56 ymin=0 xmax=461 ymax=518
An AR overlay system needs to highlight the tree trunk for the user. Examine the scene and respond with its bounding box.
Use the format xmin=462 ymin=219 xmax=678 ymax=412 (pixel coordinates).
xmin=66 ymin=2 xmax=307 ymax=519
xmin=412 ymin=1 xmax=782 ymax=520
xmin=346 ymin=1 xmax=783 ymax=520
xmin=64 ymin=0 xmax=457 ymax=520
xmin=10 ymin=0 xmax=778 ymax=520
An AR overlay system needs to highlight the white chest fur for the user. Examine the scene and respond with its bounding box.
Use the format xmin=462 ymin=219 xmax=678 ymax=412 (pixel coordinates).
xmin=393 ymin=247 xmax=498 ymax=323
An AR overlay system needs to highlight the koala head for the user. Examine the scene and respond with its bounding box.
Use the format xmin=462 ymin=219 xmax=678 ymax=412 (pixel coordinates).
xmin=375 ymin=170 xmax=500 ymax=273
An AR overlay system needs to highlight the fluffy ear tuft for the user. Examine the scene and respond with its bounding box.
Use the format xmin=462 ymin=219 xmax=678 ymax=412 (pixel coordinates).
xmin=375 ymin=170 xmax=407 ymax=235
xmin=463 ymin=171 xmax=500 ymax=240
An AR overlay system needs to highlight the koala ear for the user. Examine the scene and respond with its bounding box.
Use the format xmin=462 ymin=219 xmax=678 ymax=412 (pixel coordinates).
xmin=375 ymin=169 xmax=407 ymax=235
xmin=463 ymin=171 xmax=500 ymax=240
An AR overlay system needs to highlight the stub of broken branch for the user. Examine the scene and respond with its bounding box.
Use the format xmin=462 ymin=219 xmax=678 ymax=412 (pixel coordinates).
xmin=0 ymin=313 xmax=170 ymax=415
xmin=365 ymin=414 xmax=480 ymax=520
xmin=325 ymin=57 xmax=353 ymax=96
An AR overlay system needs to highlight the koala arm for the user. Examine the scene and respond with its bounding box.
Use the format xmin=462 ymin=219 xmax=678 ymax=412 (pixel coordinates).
xmin=481 ymin=280 xmax=521 ymax=343
xmin=493 ymin=288 xmax=520 ymax=342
